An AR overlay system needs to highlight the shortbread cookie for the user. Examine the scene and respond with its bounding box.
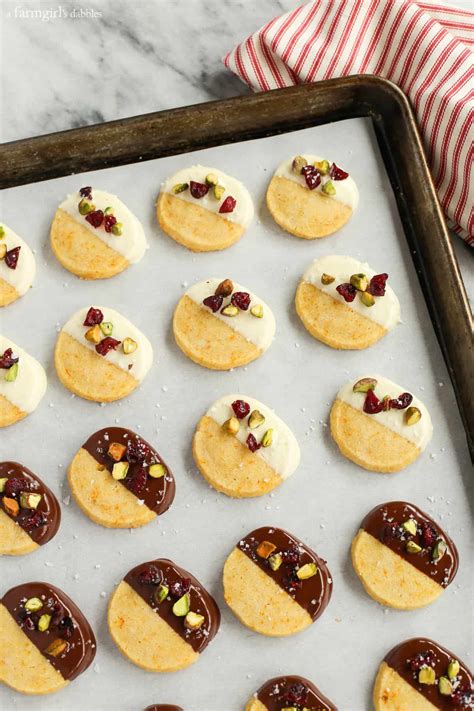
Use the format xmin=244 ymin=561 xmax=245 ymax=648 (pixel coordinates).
xmin=296 ymin=255 xmax=400 ymax=349
xmin=0 ymin=581 xmax=96 ymax=695
xmin=0 ymin=462 xmax=61 ymax=556
xmin=144 ymin=706 xmax=184 ymax=711
xmin=50 ymin=186 xmax=147 ymax=279
xmin=0 ymin=224 xmax=36 ymax=307
xmin=193 ymin=394 xmax=300 ymax=497
xmin=157 ymin=165 xmax=253 ymax=251
xmin=173 ymin=278 xmax=275 ymax=370
xmin=246 ymin=674 xmax=337 ymax=711
xmin=223 ymin=526 xmax=332 ymax=637
xmin=266 ymin=155 xmax=358 ymax=239
xmin=55 ymin=305 xmax=153 ymax=402
xmin=330 ymin=375 xmax=433 ymax=473
xmin=108 ymin=559 xmax=220 ymax=672
xmin=0 ymin=335 xmax=47 ymax=427
xmin=68 ymin=427 xmax=175 ymax=528
xmin=373 ymin=638 xmax=473 ymax=710
xmin=352 ymin=501 xmax=458 ymax=610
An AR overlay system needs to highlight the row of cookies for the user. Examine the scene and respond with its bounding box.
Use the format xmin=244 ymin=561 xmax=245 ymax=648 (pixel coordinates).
xmin=0 ymin=155 xmax=358 ymax=305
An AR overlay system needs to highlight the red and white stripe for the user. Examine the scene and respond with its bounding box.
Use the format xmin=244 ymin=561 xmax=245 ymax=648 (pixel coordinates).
xmin=224 ymin=0 xmax=474 ymax=245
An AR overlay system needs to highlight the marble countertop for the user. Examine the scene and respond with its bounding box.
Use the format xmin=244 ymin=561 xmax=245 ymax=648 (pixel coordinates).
xmin=2 ymin=0 xmax=472 ymax=277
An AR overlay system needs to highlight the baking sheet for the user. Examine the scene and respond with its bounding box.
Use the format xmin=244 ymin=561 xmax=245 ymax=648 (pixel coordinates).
xmin=1 ymin=117 xmax=472 ymax=711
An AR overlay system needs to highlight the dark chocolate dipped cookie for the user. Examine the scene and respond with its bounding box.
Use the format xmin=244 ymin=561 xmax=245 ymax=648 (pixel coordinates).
xmin=68 ymin=427 xmax=175 ymax=528
xmin=352 ymin=501 xmax=458 ymax=609
xmin=223 ymin=526 xmax=333 ymax=636
xmin=108 ymin=558 xmax=220 ymax=672
xmin=144 ymin=706 xmax=184 ymax=711
xmin=373 ymin=637 xmax=473 ymax=710
xmin=0 ymin=582 xmax=96 ymax=695
xmin=0 ymin=462 xmax=61 ymax=555
xmin=246 ymin=674 xmax=337 ymax=710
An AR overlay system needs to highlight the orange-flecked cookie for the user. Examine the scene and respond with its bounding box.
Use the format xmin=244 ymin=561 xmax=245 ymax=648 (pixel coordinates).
xmin=295 ymin=255 xmax=400 ymax=350
xmin=373 ymin=638 xmax=473 ymax=710
xmin=0 ymin=336 xmax=47 ymax=428
xmin=0 ymin=462 xmax=61 ymax=556
xmin=266 ymin=155 xmax=358 ymax=239
xmin=68 ymin=427 xmax=175 ymax=529
xmin=50 ymin=186 xmax=147 ymax=279
xmin=0 ymin=581 xmax=96 ymax=695
xmin=108 ymin=559 xmax=220 ymax=672
xmin=330 ymin=375 xmax=433 ymax=473
xmin=157 ymin=165 xmax=253 ymax=252
xmin=173 ymin=278 xmax=275 ymax=370
xmin=55 ymin=305 xmax=153 ymax=402
xmin=351 ymin=501 xmax=458 ymax=610
xmin=0 ymin=224 xmax=36 ymax=307
xmin=223 ymin=526 xmax=332 ymax=637
xmin=193 ymin=394 xmax=300 ymax=497
xmin=246 ymin=674 xmax=338 ymax=711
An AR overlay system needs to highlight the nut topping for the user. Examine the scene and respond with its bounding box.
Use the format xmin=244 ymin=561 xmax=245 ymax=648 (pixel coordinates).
xmin=221 ymin=304 xmax=238 ymax=317
xmin=405 ymin=406 xmax=421 ymax=425
xmin=154 ymin=584 xmax=169 ymax=604
xmin=292 ymin=155 xmax=308 ymax=173
xmin=360 ymin=291 xmax=375 ymax=307
xmin=402 ymin=519 xmax=417 ymax=536
xmin=0 ymin=244 xmax=7 ymax=260
xmin=268 ymin=553 xmax=283 ymax=571
xmin=85 ymin=325 xmax=102 ymax=344
xmin=172 ymin=182 xmax=189 ymax=194
xmin=4 ymin=363 xmax=19 ymax=382
xmin=321 ymin=180 xmax=336 ymax=196
xmin=38 ymin=613 xmax=52 ymax=632
xmin=321 ymin=273 xmax=335 ymax=285
xmin=215 ymin=279 xmax=233 ymax=297
xmin=122 ymin=337 xmax=138 ymax=354
xmin=100 ymin=322 xmax=114 ymax=336
xmin=108 ymin=442 xmax=127 ymax=461
xmin=350 ymin=273 xmax=369 ymax=292
xmin=19 ymin=492 xmax=42 ymax=510
xmin=213 ymin=184 xmax=225 ymax=200
xmin=438 ymin=677 xmax=453 ymax=696
xmin=112 ymin=462 xmax=129 ymax=480
xmin=353 ymin=380 xmax=378 ymax=396
xmin=3 ymin=497 xmax=19 ymax=517
xmin=432 ymin=539 xmax=447 ymax=562
xmin=184 ymin=611 xmax=205 ymax=630
xmin=172 ymin=593 xmax=190 ymax=617
xmin=261 ymin=429 xmax=273 ymax=448
xmin=418 ymin=666 xmax=436 ymax=685
xmin=205 ymin=173 xmax=218 ymax=187
xmin=256 ymin=540 xmax=277 ymax=559
xmin=315 ymin=159 xmax=330 ymax=175
xmin=78 ymin=198 xmax=95 ymax=215
xmin=406 ymin=540 xmax=422 ymax=554
xmin=250 ymin=304 xmax=264 ymax=318
xmin=248 ymin=410 xmax=265 ymax=429
xmin=149 ymin=463 xmax=167 ymax=478
xmin=45 ymin=638 xmax=69 ymax=657
xmin=24 ymin=597 xmax=43 ymax=612
xmin=448 ymin=659 xmax=460 ymax=679
xmin=222 ymin=417 xmax=240 ymax=435
xmin=296 ymin=562 xmax=318 ymax=580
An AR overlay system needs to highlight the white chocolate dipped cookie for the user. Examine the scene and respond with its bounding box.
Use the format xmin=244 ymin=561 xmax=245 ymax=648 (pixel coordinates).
xmin=0 ymin=224 xmax=36 ymax=307
xmin=330 ymin=375 xmax=433 ymax=473
xmin=266 ymin=155 xmax=358 ymax=239
xmin=51 ymin=186 xmax=147 ymax=279
xmin=55 ymin=306 xmax=153 ymax=402
xmin=193 ymin=395 xmax=300 ymax=497
xmin=173 ymin=278 xmax=275 ymax=370
xmin=296 ymin=255 xmax=400 ymax=349
xmin=157 ymin=165 xmax=253 ymax=251
xmin=0 ymin=336 xmax=46 ymax=428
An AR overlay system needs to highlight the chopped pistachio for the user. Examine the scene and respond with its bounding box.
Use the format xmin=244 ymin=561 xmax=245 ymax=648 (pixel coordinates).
xmin=406 ymin=540 xmax=422 ymax=554
xmin=322 ymin=180 xmax=336 ymax=196
xmin=100 ymin=321 xmax=114 ymax=336
xmin=45 ymin=638 xmax=69 ymax=657
xmin=0 ymin=244 xmax=7 ymax=260
xmin=248 ymin=410 xmax=265 ymax=429
xmin=5 ymin=363 xmax=18 ymax=382
xmin=111 ymin=222 xmax=123 ymax=236
xmin=19 ymin=492 xmax=42 ymax=510
xmin=261 ymin=429 xmax=273 ymax=448
xmin=321 ymin=273 xmax=335 ymax=285
xmin=360 ymin=291 xmax=375 ymax=307
xmin=112 ymin=462 xmax=129 ymax=480
xmin=256 ymin=540 xmax=277 ymax=559
xmin=104 ymin=206 xmax=113 ymax=215
xmin=108 ymin=442 xmax=126 ymax=461
xmin=184 ymin=611 xmax=205 ymax=630
xmin=78 ymin=198 xmax=95 ymax=215
xmin=296 ymin=562 xmax=318 ymax=580
xmin=402 ymin=519 xmax=417 ymax=536
xmin=250 ymin=304 xmax=264 ymax=318
xmin=205 ymin=173 xmax=218 ymax=187
xmin=292 ymin=155 xmax=307 ymax=173
xmin=222 ymin=417 xmax=240 ymax=435
xmin=215 ymin=278 xmax=233 ymax=297
xmin=0 ymin=477 xmax=7 ymax=493
xmin=213 ymin=184 xmax=226 ymax=200
xmin=418 ymin=666 xmax=436 ymax=685
xmin=38 ymin=614 xmax=52 ymax=632
xmin=3 ymin=497 xmax=19 ymax=516
xmin=315 ymin=159 xmax=330 ymax=175
xmin=268 ymin=553 xmax=283 ymax=571
xmin=350 ymin=273 xmax=369 ymax=292
xmin=85 ymin=324 xmax=102 ymax=344
xmin=172 ymin=182 xmax=189 ymax=194
xmin=154 ymin=584 xmax=169 ymax=604
xmin=432 ymin=539 xmax=447 ymax=562
xmin=122 ymin=337 xmax=138 ymax=354
xmin=353 ymin=377 xmax=377 ymax=393
xmin=149 ymin=463 xmax=167 ymax=478
xmin=172 ymin=593 xmax=190 ymax=617
xmin=405 ymin=406 xmax=421 ymax=425
xmin=24 ymin=597 xmax=43 ymax=612
xmin=382 ymin=395 xmax=391 ymax=411
xmin=0 ymin=226 xmax=4 ymax=238
xmin=221 ymin=304 xmax=238 ymax=317
xmin=438 ymin=677 xmax=453 ymax=696
xmin=447 ymin=659 xmax=460 ymax=680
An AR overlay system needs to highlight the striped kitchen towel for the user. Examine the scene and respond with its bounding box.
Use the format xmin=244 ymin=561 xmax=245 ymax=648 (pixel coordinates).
xmin=224 ymin=1 xmax=474 ymax=245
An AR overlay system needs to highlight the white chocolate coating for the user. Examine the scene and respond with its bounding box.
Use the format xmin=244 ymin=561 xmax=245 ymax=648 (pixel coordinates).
xmin=301 ymin=255 xmax=400 ymax=330
xmin=0 ymin=335 xmax=46 ymax=413
xmin=161 ymin=165 xmax=254 ymax=227
xmin=185 ymin=278 xmax=275 ymax=351
xmin=274 ymin=154 xmax=359 ymax=209
xmin=0 ymin=224 xmax=36 ymax=296
xmin=206 ymin=394 xmax=300 ymax=479
xmin=337 ymin=375 xmax=433 ymax=449
xmin=61 ymin=306 xmax=153 ymax=382
xmin=59 ymin=189 xmax=147 ymax=263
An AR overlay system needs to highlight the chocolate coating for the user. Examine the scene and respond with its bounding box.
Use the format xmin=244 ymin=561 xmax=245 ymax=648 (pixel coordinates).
xmin=1 ymin=582 xmax=96 ymax=681
xmin=238 ymin=526 xmax=332 ymax=621
xmin=0 ymin=461 xmax=61 ymax=547
xmin=81 ymin=427 xmax=175 ymax=515
xmin=254 ymin=675 xmax=337 ymax=710
xmin=144 ymin=706 xmax=184 ymax=711
xmin=360 ymin=501 xmax=458 ymax=587
xmin=124 ymin=559 xmax=220 ymax=654
xmin=383 ymin=638 xmax=473 ymax=710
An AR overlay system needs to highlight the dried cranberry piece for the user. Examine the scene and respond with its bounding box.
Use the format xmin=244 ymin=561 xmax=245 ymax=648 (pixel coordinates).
xmin=451 ymin=685 xmax=473 ymax=707
xmin=126 ymin=467 xmax=147 ymax=496
xmin=5 ymin=246 xmax=21 ymax=270
xmin=231 ymin=291 xmax=251 ymax=311
xmin=368 ymin=273 xmax=389 ymax=297
xmin=420 ymin=522 xmax=438 ymax=548
xmin=0 ymin=348 xmax=19 ymax=369
xmin=389 ymin=392 xmax=413 ymax=410
xmin=79 ymin=186 xmax=93 ymax=200
xmin=232 ymin=400 xmax=250 ymax=419
xmin=85 ymin=209 xmax=104 ymax=228
xmin=4 ymin=477 xmax=30 ymax=498
xmin=138 ymin=565 xmax=162 ymax=586
xmin=336 ymin=283 xmax=357 ymax=302
xmin=169 ymin=578 xmax=191 ymax=598
xmin=284 ymin=681 xmax=308 ymax=704
xmin=283 ymin=570 xmax=302 ymax=595
xmin=51 ymin=602 xmax=65 ymax=627
xmin=381 ymin=521 xmax=401 ymax=543
xmin=23 ymin=616 xmax=35 ymax=632
xmin=302 ymin=164 xmax=321 ymax=190
xmin=203 ymin=294 xmax=223 ymax=313
xmin=363 ymin=389 xmax=384 ymax=414
xmin=126 ymin=438 xmax=150 ymax=464
xmin=60 ymin=616 xmax=75 ymax=639
xmin=407 ymin=650 xmax=434 ymax=671
xmin=282 ymin=546 xmax=300 ymax=565
xmin=219 ymin=196 xmax=236 ymax=213
xmin=95 ymin=337 xmax=121 ymax=356
xmin=104 ymin=214 xmax=117 ymax=233
xmin=329 ymin=162 xmax=349 ymax=180
xmin=22 ymin=510 xmax=45 ymax=531
xmin=246 ymin=434 xmax=261 ymax=452
xmin=83 ymin=307 xmax=104 ymax=326
xmin=189 ymin=181 xmax=209 ymax=199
